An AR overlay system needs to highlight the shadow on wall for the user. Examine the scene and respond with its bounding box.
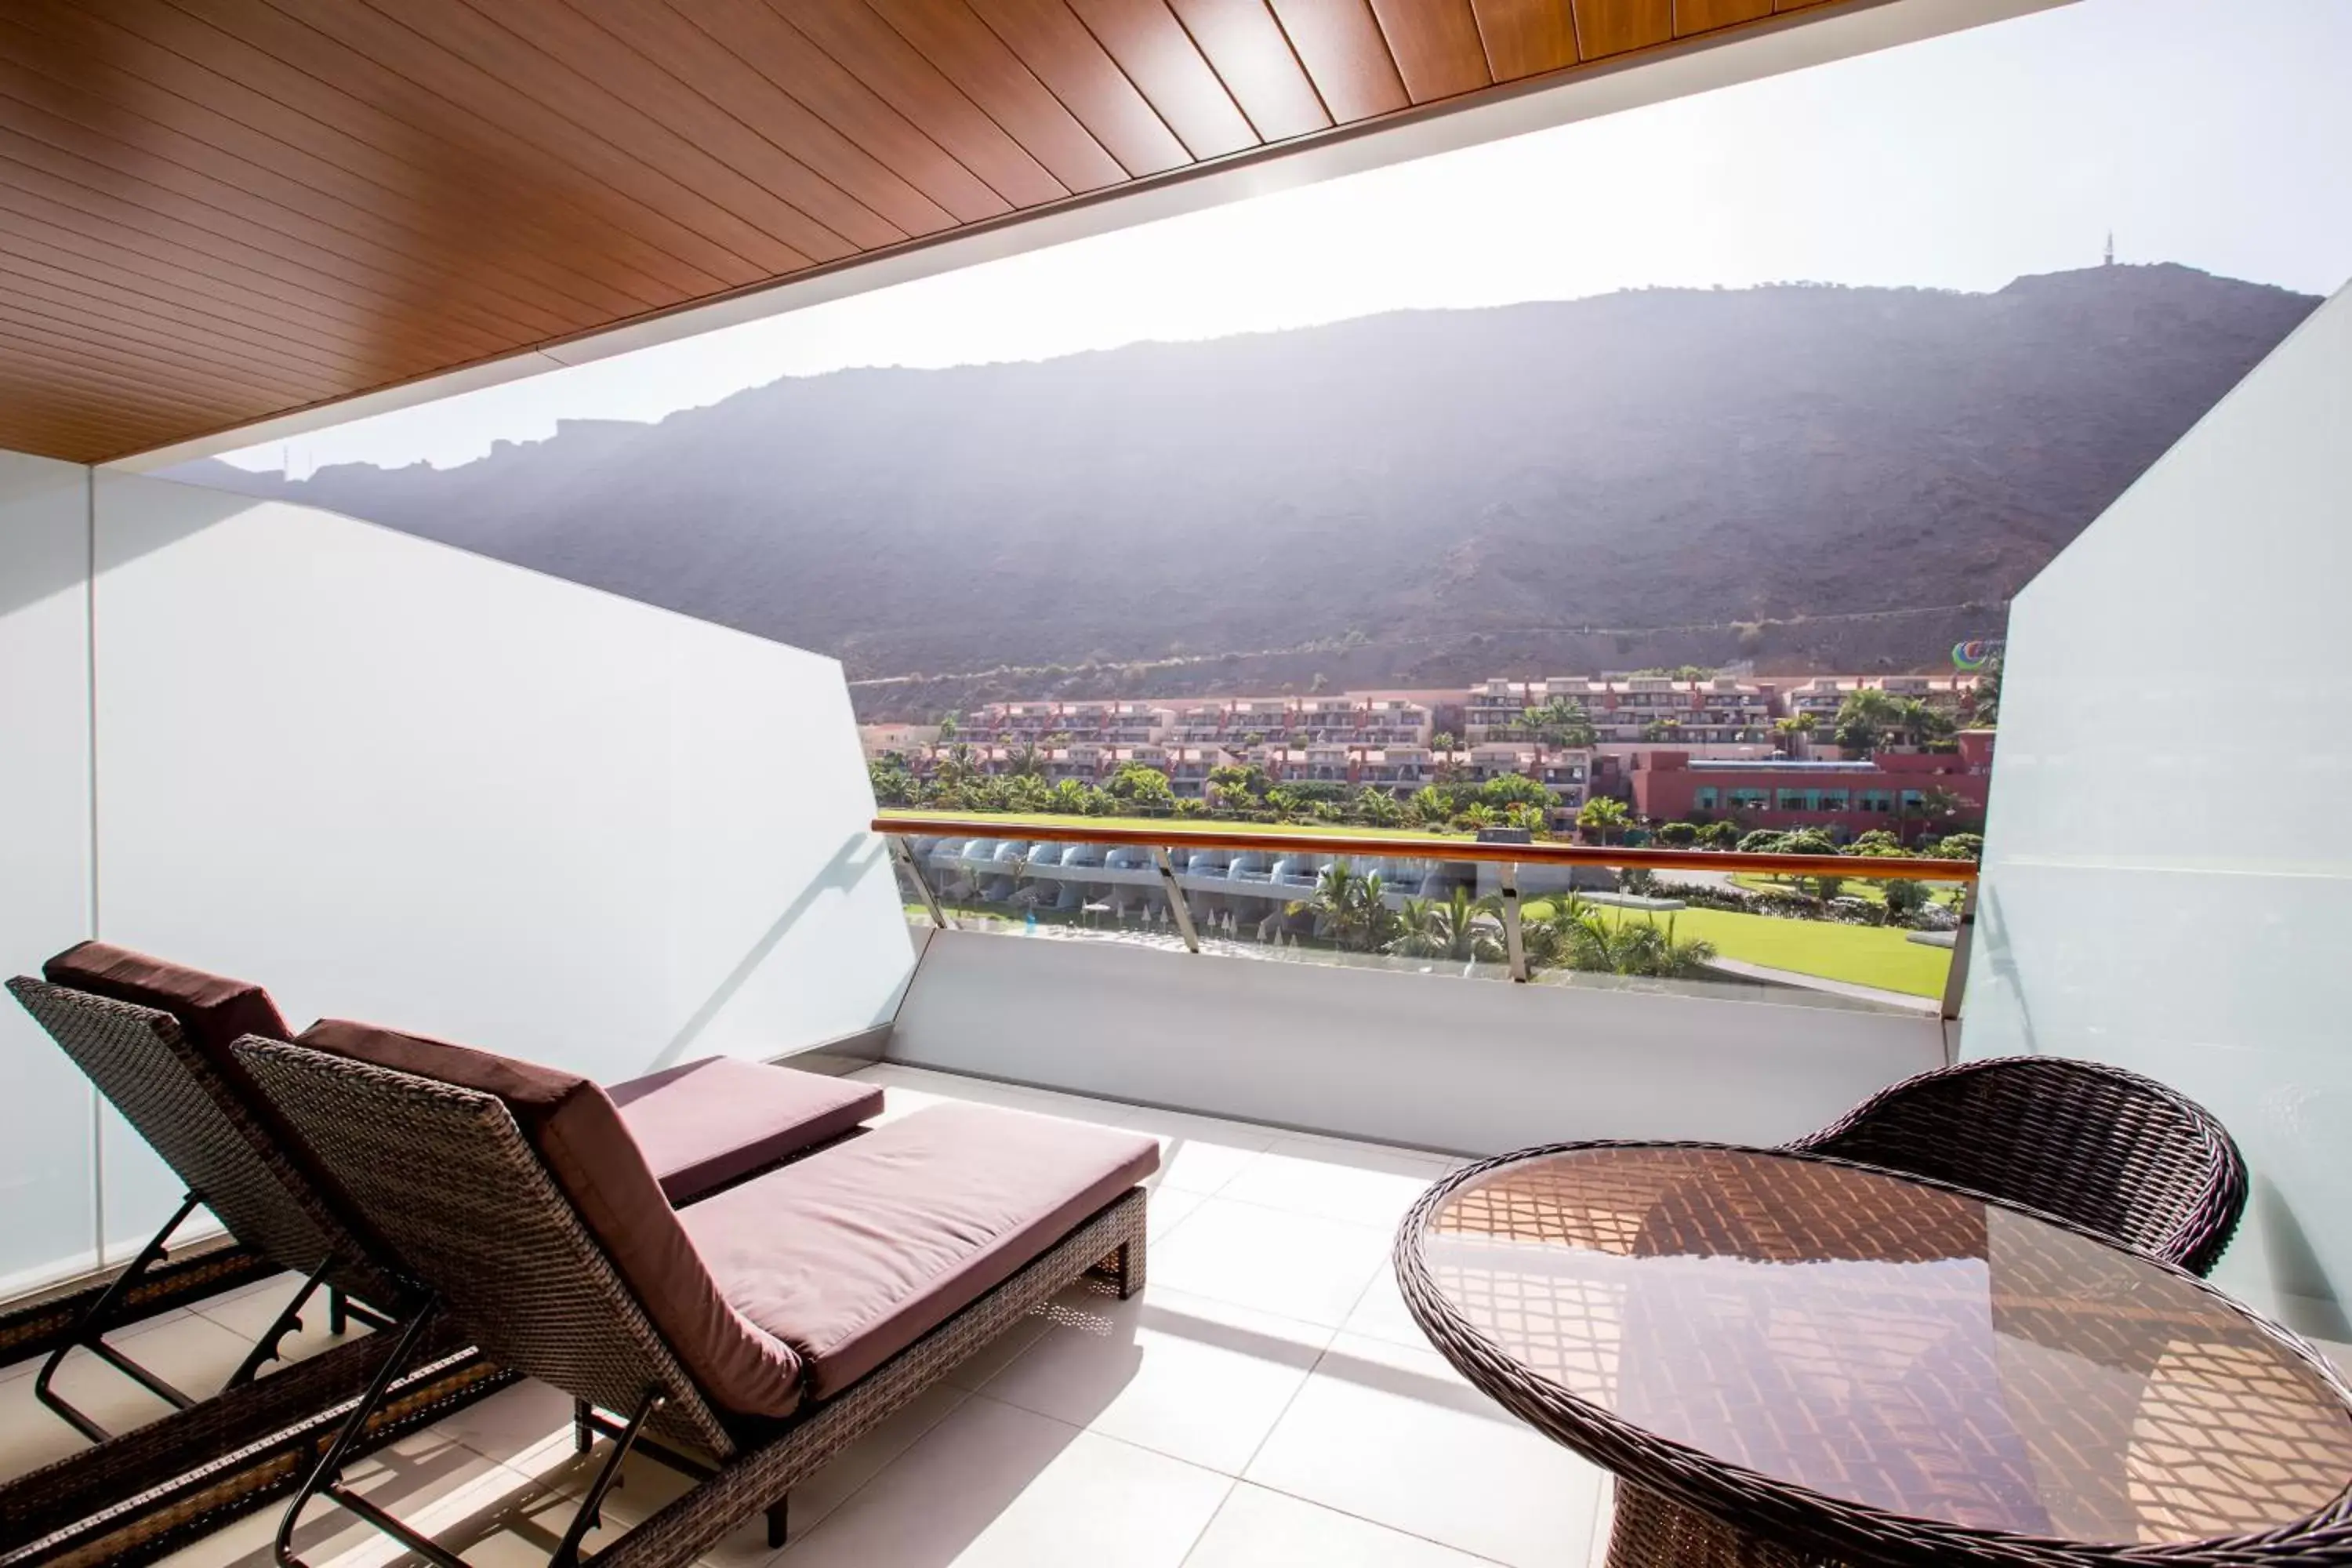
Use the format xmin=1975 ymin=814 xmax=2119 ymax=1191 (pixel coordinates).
xmin=652 ymin=832 xmax=893 ymax=1072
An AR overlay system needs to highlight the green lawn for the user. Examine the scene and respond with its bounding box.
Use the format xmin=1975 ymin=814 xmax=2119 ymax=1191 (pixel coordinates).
xmin=876 ymin=808 xmax=1465 ymax=843
xmin=1526 ymin=899 xmax=1951 ymax=999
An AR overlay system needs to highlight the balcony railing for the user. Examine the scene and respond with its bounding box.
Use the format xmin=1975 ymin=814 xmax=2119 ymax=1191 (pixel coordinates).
xmin=873 ymin=811 xmax=1977 ymax=1018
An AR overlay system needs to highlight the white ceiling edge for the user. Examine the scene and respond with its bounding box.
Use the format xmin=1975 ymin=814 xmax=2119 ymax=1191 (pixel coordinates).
xmin=108 ymin=0 xmax=2071 ymax=475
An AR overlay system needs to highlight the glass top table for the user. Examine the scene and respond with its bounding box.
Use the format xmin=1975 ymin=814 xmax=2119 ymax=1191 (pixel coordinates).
xmin=1396 ymin=1144 xmax=2352 ymax=1566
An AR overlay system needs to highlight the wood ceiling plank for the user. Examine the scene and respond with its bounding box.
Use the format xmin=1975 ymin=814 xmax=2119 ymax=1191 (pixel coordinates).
xmin=259 ymin=0 xmax=797 ymax=283
xmin=1468 ymin=0 xmax=1579 ymax=79
xmin=0 ymin=296 xmax=332 ymax=411
xmin=0 ymin=262 xmax=358 ymax=394
xmin=566 ymin=0 xmax=960 ymax=236
xmin=0 ymin=379 xmax=182 ymax=453
xmin=0 ymin=223 xmax=443 ymax=371
xmin=0 ymin=186 xmax=499 ymax=371
xmin=0 ymin=151 xmax=531 ymax=365
xmin=856 ymin=0 xmax=1130 ymax=191
xmin=176 ymin=0 xmax=732 ymax=301
xmin=0 ymin=18 xmax=622 ymax=338
xmin=666 ymin=0 xmax=1013 ymax=223
xmin=1367 ymin=0 xmax=1491 ymax=102
xmin=767 ymin=0 xmax=1071 ymax=208
xmin=0 ymin=109 xmax=562 ymax=360
xmin=417 ymin=0 xmax=896 ymax=254
xmin=1674 ymin=0 xmax=1772 ymax=34
xmin=963 ymin=0 xmax=1192 ymax=175
xmin=1570 ymin=0 xmax=1668 ymax=58
xmin=1262 ymin=0 xmax=1408 ymax=122
xmin=61 ymin=0 xmax=697 ymax=311
xmin=1065 ymin=0 xmax=1258 ymax=159
xmin=0 ymin=321 xmax=296 ymax=426
xmin=1162 ymin=0 xmax=1331 ymax=140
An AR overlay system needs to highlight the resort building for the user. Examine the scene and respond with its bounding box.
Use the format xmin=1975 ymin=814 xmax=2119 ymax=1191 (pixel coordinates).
xmin=1628 ymin=731 xmax=1998 ymax=839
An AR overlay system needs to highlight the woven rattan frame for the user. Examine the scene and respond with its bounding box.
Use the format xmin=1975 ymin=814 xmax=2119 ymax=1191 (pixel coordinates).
xmin=6 ymin=978 xmax=402 ymax=1308
xmin=236 ymin=1036 xmax=1148 ymax=1568
xmin=235 ymin=1039 xmax=741 ymax=1458
xmin=1784 ymin=1054 xmax=2249 ymax=1279
xmin=1396 ymin=1142 xmax=2352 ymax=1568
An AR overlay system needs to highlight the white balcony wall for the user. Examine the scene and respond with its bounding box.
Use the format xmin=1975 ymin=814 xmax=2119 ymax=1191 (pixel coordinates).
xmin=0 ymin=451 xmax=97 ymax=1294
xmin=891 ymin=931 xmax=1942 ymax=1154
xmin=1962 ymin=280 xmax=2352 ymax=1336
xmin=85 ymin=476 xmax=913 ymax=1259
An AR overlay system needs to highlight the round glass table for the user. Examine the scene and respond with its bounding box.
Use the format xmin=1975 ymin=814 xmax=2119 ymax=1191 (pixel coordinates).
xmin=1395 ymin=1144 xmax=2352 ymax=1568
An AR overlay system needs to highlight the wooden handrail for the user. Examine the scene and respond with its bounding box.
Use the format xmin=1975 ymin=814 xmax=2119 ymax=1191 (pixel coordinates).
xmin=871 ymin=812 xmax=1977 ymax=882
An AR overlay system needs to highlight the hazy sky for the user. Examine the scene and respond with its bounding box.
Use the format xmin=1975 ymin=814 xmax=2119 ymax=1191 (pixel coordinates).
xmin=222 ymin=0 xmax=2352 ymax=476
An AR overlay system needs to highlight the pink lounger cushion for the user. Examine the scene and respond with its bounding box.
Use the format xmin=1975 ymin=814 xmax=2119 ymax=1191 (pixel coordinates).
xmin=684 ymin=1103 xmax=1160 ymax=1400
xmin=608 ymin=1056 xmax=882 ymax=1203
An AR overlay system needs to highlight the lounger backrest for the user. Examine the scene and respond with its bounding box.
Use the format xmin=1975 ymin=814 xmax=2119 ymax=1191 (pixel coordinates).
xmin=6 ymin=975 xmax=401 ymax=1308
xmin=234 ymin=1036 xmax=784 ymax=1457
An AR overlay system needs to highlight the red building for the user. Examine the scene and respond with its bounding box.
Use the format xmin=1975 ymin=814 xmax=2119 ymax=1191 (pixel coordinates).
xmin=1628 ymin=731 xmax=1994 ymax=841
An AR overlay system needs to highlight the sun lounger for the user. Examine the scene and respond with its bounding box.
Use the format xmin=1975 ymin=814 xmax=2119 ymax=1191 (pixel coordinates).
xmin=7 ymin=943 xmax=882 ymax=1443
xmin=237 ymin=1022 xmax=1156 ymax=1568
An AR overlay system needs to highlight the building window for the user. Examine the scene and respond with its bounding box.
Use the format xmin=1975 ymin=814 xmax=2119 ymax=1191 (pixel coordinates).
xmin=1861 ymin=790 xmax=1893 ymax=813
xmin=1777 ymin=789 xmax=1808 ymax=811
xmin=1900 ymin=790 xmax=1926 ymax=811
xmin=1730 ymin=788 xmax=1767 ymax=809
xmin=1694 ymin=787 xmax=1719 ymax=811
xmin=1820 ymin=789 xmax=1849 ymax=811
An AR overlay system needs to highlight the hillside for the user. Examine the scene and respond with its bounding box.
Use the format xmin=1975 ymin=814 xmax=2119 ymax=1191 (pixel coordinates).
xmin=175 ymin=264 xmax=2315 ymax=717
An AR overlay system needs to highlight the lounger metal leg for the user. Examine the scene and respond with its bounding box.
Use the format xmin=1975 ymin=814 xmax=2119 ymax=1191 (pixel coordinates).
xmin=275 ymin=1296 xmax=458 ymax=1568
xmin=328 ymin=1286 xmax=348 ymax=1336
xmin=575 ymin=1396 xmax=597 ymax=1454
xmin=35 ymin=1190 xmax=205 ymax=1443
xmin=551 ymin=1388 xmax=662 ymax=1568
xmin=768 ymin=1497 xmax=789 ymax=1549
xmin=225 ymin=1255 xmax=334 ymax=1389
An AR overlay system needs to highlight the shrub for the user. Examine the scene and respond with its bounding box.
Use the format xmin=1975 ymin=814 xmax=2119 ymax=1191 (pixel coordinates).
xmin=1653 ymin=822 xmax=1700 ymax=848
xmin=1737 ymin=829 xmax=1787 ymax=855
xmin=1695 ymin=821 xmax=1744 ymax=850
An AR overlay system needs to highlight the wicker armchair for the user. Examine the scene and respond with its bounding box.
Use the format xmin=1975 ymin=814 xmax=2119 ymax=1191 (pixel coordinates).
xmin=1784 ymin=1054 xmax=2248 ymax=1278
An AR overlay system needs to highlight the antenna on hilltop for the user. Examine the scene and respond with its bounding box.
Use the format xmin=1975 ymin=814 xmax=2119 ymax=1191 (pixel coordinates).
xmin=2103 ymin=230 xmax=2115 ymax=267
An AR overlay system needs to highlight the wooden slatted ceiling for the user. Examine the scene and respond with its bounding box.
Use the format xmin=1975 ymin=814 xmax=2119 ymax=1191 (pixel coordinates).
xmin=0 ymin=0 xmax=1848 ymax=465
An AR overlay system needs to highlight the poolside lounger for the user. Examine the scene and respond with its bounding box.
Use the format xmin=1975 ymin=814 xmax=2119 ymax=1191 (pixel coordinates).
xmin=7 ymin=943 xmax=882 ymax=1443
xmin=238 ymin=1022 xmax=1156 ymax=1568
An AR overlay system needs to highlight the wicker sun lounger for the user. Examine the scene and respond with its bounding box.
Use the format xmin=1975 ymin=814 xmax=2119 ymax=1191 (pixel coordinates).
xmin=236 ymin=1022 xmax=1157 ymax=1568
xmin=7 ymin=943 xmax=884 ymax=1446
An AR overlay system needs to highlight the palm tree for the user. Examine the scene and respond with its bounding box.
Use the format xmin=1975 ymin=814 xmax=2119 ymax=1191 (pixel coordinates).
xmin=1290 ymin=861 xmax=1399 ymax=953
xmin=1406 ymin=786 xmax=1451 ymax=827
xmin=1576 ymin=797 xmax=1631 ymax=844
xmin=1534 ymin=903 xmax=1717 ymax=978
xmin=1388 ymin=885 xmax=1505 ymax=963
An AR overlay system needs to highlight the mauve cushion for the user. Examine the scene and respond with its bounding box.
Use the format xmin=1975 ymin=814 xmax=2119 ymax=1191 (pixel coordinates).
xmin=45 ymin=941 xmax=292 ymax=1074
xmin=608 ymin=1058 xmax=881 ymax=1204
xmin=299 ymin=1020 xmax=804 ymax=1418
xmin=683 ymin=1104 xmax=1159 ymax=1399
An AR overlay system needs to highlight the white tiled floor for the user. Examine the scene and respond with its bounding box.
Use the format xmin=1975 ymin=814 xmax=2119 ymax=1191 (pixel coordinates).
xmin=4 ymin=1065 xmax=1604 ymax=1567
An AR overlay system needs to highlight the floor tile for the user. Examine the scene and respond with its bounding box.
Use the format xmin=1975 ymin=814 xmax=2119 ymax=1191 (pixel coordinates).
xmin=1145 ymin=1185 xmax=1209 ymax=1242
xmin=776 ymin=1394 xmax=1232 ymax=1568
xmin=1149 ymin=1200 xmax=1390 ymax=1329
xmin=1338 ymin=1261 xmax=1436 ymax=1351
xmin=1216 ymin=1140 xmax=1449 ymax=1229
xmin=1182 ymin=1483 xmax=1508 ymax=1567
xmin=0 ymin=1308 xmax=256 ymax=1483
xmin=978 ymin=1284 xmax=1332 ymax=1473
xmin=154 ymin=1428 xmax=546 ymax=1567
xmin=1116 ymin=1109 xmax=1282 ymax=1197
xmin=191 ymin=1272 xmax=373 ymax=1370
xmin=1243 ymin=1334 xmax=1604 ymax=1568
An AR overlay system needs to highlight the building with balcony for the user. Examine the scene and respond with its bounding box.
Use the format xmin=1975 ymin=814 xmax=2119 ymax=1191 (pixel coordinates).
xmin=1629 ymin=731 xmax=1997 ymax=839
xmin=4 ymin=5 xmax=2350 ymax=1568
